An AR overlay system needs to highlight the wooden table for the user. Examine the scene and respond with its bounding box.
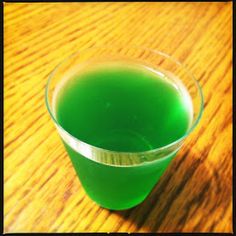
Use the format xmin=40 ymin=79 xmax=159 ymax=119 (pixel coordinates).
xmin=4 ymin=2 xmax=232 ymax=233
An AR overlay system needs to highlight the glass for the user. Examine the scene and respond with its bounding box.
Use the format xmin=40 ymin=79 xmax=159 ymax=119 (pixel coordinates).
xmin=45 ymin=46 xmax=203 ymax=210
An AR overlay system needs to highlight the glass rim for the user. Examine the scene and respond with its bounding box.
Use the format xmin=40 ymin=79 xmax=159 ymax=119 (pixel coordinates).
xmin=45 ymin=46 xmax=204 ymax=158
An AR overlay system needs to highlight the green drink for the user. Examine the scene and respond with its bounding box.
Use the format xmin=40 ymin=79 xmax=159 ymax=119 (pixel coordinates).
xmin=46 ymin=47 xmax=203 ymax=210
xmin=54 ymin=62 xmax=193 ymax=210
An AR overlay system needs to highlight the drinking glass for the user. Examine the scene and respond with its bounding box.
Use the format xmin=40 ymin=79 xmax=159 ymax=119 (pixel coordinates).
xmin=45 ymin=46 xmax=203 ymax=210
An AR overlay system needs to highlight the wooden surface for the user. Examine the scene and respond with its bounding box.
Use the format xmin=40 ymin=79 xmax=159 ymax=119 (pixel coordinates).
xmin=4 ymin=2 xmax=232 ymax=233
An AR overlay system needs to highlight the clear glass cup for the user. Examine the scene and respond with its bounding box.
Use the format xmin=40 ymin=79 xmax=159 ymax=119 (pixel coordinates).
xmin=45 ymin=46 xmax=203 ymax=210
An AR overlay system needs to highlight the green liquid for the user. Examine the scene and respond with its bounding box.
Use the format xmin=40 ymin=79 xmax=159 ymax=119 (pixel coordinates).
xmin=55 ymin=62 xmax=192 ymax=210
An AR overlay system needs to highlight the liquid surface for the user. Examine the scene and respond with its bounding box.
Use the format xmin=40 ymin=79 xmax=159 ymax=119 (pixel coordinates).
xmin=55 ymin=62 xmax=192 ymax=152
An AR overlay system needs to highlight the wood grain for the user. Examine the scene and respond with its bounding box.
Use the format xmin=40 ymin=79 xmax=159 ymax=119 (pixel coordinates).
xmin=4 ymin=2 xmax=232 ymax=233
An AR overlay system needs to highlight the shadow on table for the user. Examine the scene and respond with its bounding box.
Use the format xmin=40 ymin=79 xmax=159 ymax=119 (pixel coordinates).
xmin=108 ymin=151 xmax=228 ymax=232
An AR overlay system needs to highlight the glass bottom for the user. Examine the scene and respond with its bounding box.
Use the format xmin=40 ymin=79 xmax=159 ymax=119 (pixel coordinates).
xmin=63 ymin=141 xmax=176 ymax=210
